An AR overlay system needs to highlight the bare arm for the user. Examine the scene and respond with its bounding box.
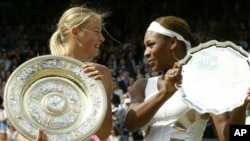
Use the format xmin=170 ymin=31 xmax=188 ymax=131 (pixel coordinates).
xmin=124 ymin=78 xmax=175 ymax=132
xmin=92 ymin=64 xmax=113 ymax=140
xmin=212 ymin=89 xmax=250 ymax=141
xmin=124 ymin=63 xmax=182 ymax=132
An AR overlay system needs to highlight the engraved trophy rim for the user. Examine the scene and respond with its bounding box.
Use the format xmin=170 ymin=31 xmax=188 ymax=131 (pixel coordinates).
xmin=4 ymin=55 xmax=107 ymax=141
xmin=179 ymin=40 xmax=250 ymax=115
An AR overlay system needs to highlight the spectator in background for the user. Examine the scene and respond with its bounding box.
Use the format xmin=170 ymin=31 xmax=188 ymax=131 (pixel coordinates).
xmin=112 ymin=81 xmax=123 ymax=102
xmin=111 ymin=90 xmax=121 ymax=108
xmin=117 ymin=69 xmax=130 ymax=93
xmin=0 ymin=96 xmax=8 ymax=141
xmin=107 ymin=52 xmax=119 ymax=77
xmin=107 ymin=126 xmax=121 ymax=141
xmin=6 ymin=123 xmax=18 ymax=141
xmin=125 ymin=50 xmax=137 ymax=79
xmin=0 ymin=63 xmax=6 ymax=81
xmin=0 ymin=80 xmax=5 ymax=98
xmin=8 ymin=46 xmax=26 ymax=66
xmin=117 ymin=97 xmax=131 ymax=141
xmin=0 ymin=51 xmax=12 ymax=71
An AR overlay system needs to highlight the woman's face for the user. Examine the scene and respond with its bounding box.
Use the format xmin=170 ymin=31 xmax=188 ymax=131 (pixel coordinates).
xmin=77 ymin=16 xmax=105 ymax=58
xmin=143 ymin=31 xmax=175 ymax=72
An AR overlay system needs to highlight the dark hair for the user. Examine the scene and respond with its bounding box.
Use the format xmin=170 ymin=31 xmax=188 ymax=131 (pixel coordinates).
xmin=155 ymin=16 xmax=200 ymax=48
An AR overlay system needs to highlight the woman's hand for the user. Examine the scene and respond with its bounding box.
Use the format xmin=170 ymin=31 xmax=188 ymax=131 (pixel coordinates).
xmin=82 ymin=63 xmax=103 ymax=80
xmin=35 ymin=129 xmax=48 ymax=141
xmin=163 ymin=62 xmax=182 ymax=94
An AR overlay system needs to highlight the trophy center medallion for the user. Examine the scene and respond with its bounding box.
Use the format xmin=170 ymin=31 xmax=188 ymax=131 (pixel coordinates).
xmin=42 ymin=93 xmax=67 ymax=115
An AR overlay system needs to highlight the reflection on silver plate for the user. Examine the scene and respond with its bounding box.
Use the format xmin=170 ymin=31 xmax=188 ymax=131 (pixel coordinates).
xmin=179 ymin=40 xmax=250 ymax=115
xmin=4 ymin=55 xmax=107 ymax=141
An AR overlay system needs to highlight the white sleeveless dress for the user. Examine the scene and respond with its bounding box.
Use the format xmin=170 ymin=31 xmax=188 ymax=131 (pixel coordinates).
xmin=143 ymin=76 xmax=209 ymax=141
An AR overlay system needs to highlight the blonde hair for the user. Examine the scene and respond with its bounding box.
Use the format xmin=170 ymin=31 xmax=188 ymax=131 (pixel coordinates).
xmin=49 ymin=6 xmax=109 ymax=55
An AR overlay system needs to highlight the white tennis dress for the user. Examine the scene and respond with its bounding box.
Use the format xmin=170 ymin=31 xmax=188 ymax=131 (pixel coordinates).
xmin=143 ymin=76 xmax=209 ymax=141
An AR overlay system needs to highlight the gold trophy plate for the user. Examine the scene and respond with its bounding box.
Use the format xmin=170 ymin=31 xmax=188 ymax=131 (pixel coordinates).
xmin=4 ymin=55 xmax=107 ymax=141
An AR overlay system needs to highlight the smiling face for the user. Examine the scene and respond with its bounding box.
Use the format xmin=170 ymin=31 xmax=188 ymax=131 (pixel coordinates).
xmin=76 ymin=15 xmax=105 ymax=59
xmin=143 ymin=30 xmax=176 ymax=72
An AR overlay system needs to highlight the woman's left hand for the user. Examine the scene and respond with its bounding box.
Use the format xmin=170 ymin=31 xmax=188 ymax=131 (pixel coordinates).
xmin=82 ymin=62 xmax=103 ymax=80
xmin=163 ymin=62 xmax=182 ymax=94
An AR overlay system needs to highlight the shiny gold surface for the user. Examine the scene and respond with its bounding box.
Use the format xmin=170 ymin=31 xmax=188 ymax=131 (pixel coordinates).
xmin=4 ymin=55 xmax=107 ymax=141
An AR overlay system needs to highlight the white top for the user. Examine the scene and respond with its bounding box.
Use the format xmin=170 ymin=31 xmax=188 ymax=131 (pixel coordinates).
xmin=143 ymin=76 xmax=209 ymax=141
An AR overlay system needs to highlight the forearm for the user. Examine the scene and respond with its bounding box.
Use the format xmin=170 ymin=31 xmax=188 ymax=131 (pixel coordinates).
xmin=228 ymin=102 xmax=247 ymax=124
xmin=124 ymin=89 xmax=173 ymax=132
xmin=213 ymin=102 xmax=248 ymax=141
xmin=224 ymin=102 xmax=247 ymax=140
xmin=96 ymin=109 xmax=112 ymax=140
xmin=95 ymin=98 xmax=112 ymax=139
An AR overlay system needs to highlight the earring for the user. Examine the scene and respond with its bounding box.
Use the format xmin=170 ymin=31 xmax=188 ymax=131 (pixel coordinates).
xmin=172 ymin=49 xmax=179 ymax=62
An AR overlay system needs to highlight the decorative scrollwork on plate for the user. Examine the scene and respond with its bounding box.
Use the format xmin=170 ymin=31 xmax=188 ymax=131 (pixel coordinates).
xmin=4 ymin=55 xmax=107 ymax=141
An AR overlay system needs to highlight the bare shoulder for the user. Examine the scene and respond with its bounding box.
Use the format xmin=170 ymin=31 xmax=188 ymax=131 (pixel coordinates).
xmin=130 ymin=78 xmax=148 ymax=102
xmin=132 ymin=78 xmax=148 ymax=88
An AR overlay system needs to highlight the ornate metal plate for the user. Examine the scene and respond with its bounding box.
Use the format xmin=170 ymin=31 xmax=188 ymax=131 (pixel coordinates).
xmin=4 ymin=55 xmax=107 ymax=141
xmin=179 ymin=40 xmax=250 ymax=115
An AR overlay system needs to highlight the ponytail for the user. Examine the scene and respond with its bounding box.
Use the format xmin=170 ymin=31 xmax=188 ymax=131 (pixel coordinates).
xmin=49 ymin=30 xmax=65 ymax=55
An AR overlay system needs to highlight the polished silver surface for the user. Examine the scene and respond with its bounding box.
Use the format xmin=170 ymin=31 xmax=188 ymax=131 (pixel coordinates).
xmin=180 ymin=40 xmax=250 ymax=115
xmin=4 ymin=55 xmax=107 ymax=141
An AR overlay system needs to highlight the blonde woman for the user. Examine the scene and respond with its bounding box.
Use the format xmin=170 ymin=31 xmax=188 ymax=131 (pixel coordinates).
xmin=18 ymin=5 xmax=113 ymax=141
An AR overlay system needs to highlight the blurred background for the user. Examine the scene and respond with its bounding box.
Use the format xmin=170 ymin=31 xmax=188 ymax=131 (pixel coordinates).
xmin=0 ymin=0 xmax=249 ymax=141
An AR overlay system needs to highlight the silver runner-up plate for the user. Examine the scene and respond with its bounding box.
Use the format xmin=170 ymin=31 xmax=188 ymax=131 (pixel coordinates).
xmin=4 ymin=55 xmax=107 ymax=141
xmin=179 ymin=40 xmax=250 ymax=115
